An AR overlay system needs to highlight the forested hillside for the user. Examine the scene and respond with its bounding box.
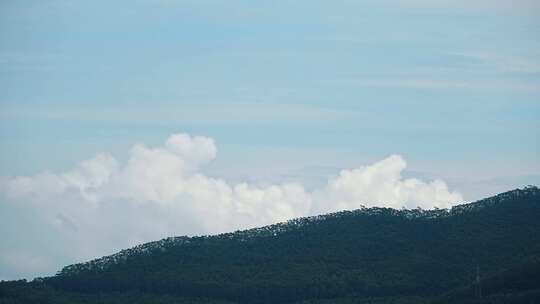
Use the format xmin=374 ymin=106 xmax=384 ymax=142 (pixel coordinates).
xmin=1 ymin=186 xmax=539 ymax=304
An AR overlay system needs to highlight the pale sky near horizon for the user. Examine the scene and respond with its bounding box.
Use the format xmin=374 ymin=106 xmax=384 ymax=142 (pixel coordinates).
xmin=1 ymin=0 xmax=539 ymax=280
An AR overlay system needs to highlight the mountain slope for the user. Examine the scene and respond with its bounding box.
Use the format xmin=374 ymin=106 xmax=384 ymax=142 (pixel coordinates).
xmin=1 ymin=186 xmax=539 ymax=304
xmin=433 ymin=257 xmax=540 ymax=304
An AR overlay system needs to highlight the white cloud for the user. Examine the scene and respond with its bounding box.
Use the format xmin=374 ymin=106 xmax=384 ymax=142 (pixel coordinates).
xmin=0 ymin=133 xmax=462 ymax=279
xmin=313 ymin=155 xmax=461 ymax=212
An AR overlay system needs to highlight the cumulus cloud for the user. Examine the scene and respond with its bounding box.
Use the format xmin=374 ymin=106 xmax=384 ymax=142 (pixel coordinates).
xmin=313 ymin=155 xmax=462 ymax=212
xmin=0 ymin=133 xmax=462 ymax=279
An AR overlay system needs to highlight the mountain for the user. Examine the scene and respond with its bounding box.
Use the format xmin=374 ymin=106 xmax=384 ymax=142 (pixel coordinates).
xmin=433 ymin=257 xmax=540 ymax=304
xmin=1 ymin=186 xmax=539 ymax=304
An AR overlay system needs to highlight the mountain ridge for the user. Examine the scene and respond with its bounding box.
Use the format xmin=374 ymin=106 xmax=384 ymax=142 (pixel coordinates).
xmin=57 ymin=185 xmax=540 ymax=278
xmin=2 ymin=186 xmax=539 ymax=304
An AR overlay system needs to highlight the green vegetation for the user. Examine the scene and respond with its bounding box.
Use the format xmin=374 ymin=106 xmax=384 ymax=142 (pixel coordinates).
xmin=1 ymin=187 xmax=539 ymax=303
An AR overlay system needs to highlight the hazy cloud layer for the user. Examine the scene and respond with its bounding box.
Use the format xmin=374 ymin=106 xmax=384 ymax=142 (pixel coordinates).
xmin=0 ymin=133 xmax=462 ymax=279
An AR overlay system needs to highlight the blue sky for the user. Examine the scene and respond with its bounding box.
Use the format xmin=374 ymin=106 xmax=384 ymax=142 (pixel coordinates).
xmin=0 ymin=0 xmax=539 ymax=279
xmin=1 ymin=1 xmax=539 ymax=188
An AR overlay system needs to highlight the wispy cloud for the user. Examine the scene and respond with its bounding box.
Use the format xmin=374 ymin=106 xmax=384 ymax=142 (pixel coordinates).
xmin=0 ymin=102 xmax=352 ymax=126
xmin=336 ymin=78 xmax=540 ymax=92
xmin=386 ymin=0 xmax=540 ymax=14
xmin=449 ymin=52 xmax=540 ymax=75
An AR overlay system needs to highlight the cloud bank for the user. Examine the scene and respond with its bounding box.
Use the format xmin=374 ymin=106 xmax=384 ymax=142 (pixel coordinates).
xmin=0 ymin=133 xmax=462 ymax=279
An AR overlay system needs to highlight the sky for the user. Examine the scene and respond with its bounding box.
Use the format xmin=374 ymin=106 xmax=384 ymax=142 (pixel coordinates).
xmin=0 ymin=0 xmax=539 ymax=280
